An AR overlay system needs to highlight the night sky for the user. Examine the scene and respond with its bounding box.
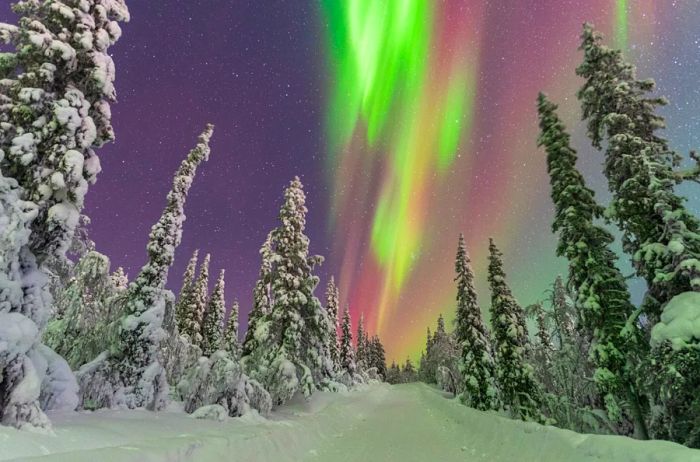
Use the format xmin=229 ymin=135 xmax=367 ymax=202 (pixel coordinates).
xmin=2 ymin=1 xmax=699 ymax=362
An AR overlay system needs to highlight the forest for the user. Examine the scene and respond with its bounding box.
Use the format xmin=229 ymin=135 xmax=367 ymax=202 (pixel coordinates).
xmin=0 ymin=1 xmax=699 ymax=461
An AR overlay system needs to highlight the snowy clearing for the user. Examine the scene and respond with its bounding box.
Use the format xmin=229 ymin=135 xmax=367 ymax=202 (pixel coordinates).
xmin=1 ymin=383 xmax=698 ymax=462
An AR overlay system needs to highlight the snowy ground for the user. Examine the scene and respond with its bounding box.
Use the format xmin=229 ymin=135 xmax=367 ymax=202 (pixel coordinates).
xmin=1 ymin=383 xmax=698 ymax=462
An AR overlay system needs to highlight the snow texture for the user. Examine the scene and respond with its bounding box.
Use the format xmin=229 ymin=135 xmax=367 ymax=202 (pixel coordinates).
xmin=0 ymin=383 xmax=697 ymax=462
xmin=651 ymin=292 xmax=700 ymax=350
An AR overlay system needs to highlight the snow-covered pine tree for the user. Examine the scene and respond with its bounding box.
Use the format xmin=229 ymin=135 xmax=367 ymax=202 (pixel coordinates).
xmin=356 ymin=313 xmax=367 ymax=369
xmin=577 ymin=23 xmax=700 ymax=318
xmin=386 ymin=361 xmax=401 ymax=384
xmin=538 ymin=93 xmax=646 ymax=436
xmin=245 ymin=177 xmax=332 ymax=404
xmin=369 ymin=335 xmax=387 ymax=380
xmin=340 ymin=305 xmax=356 ymax=376
xmin=175 ymin=249 xmax=199 ymax=335
xmin=488 ymin=238 xmax=545 ymax=423
xmin=454 ymin=234 xmax=499 ymax=411
xmin=111 ymin=267 xmax=129 ymax=292
xmin=325 ymin=277 xmax=341 ymax=370
xmin=223 ymin=300 xmax=241 ymax=359
xmin=402 ymin=358 xmax=417 ymax=383
xmin=0 ymin=0 xmax=129 ymax=430
xmin=185 ymin=253 xmax=210 ymax=346
xmin=44 ymin=250 xmax=117 ymax=370
xmin=576 ymin=25 xmax=700 ymax=444
xmin=242 ymin=232 xmax=274 ymax=357
xmin=550 ymin=276 xmax=575 ymax=344
xmin=77 ymin=125 xmax=214 ymax=411
xmin=202 ymin=269 xmax=226 ymax=357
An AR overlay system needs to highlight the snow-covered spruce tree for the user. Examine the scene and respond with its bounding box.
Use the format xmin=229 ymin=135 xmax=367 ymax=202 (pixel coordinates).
xmin=386 ymin=361 xmax=401 ymax=384
xmin=223 ymin=300 xmax=241 ymax=359
xmin=111 ymin=267 xmax=128 ymax=292
xmin=356 ymin=313 xmax=367 ymax=370
xmin=401 ymin=358 xmax=417 ymax=383
xmin=77 ymin=125 xmax=214 ymax=411
xmin=454 ymin=234 xmax=499 ymax=411
xmin=368 ymin=335 xmax=387 ymax=380
xmin=174 ymin=249 xmax=198 ymax=335
xmin=202 ymin=269 xmax=225 ymax=357
xmin=245 ymin=177 xmax=333 ymax=404
xmin=538 ymin=93 xmax=647 ymax=437
xmin=241 ymin=232 xmax=273 ymax=357
xmin=488 ymin=239 xmax=545 ymax=423
xmin=0 ymin=0 xmax=129 ymax=430
xmin=550 ymin=275 xmax=575 ymax=344
xmin=325 ymin=276 xmax=341 ymax=370
xmin=577 ymin=25 xmax=699 ymax=321
xmin=339 ymin=305 xmax=356 ymax=377
xmin=44 ymin=250 xmax=117 ymax=370
xmin=183 ymin=253 xmax=209 ymax=346
xmin=577 ymin=25 xmax=700 ymax=444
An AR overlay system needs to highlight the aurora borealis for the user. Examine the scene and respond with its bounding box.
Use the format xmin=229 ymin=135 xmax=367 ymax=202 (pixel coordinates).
xmin=3 ymin=0 xmax=697 ymax=364
xmin=319 ymin=0 xmax=700 ymax=361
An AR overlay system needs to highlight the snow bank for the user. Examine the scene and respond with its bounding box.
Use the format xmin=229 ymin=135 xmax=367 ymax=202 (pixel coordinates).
xmin=0 ymin=383 xmax=697 ymax=461
xmin=651 ymin=291 xmax=700 ymax=350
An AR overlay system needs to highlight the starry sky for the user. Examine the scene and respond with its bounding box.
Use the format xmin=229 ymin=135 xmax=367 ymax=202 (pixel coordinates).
xmin=2 ymin=1 xmax=698 ymax=362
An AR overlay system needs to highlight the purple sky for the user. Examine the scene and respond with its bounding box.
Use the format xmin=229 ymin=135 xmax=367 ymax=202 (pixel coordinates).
xmin=1 ymin=1 xmax=334 ymax=329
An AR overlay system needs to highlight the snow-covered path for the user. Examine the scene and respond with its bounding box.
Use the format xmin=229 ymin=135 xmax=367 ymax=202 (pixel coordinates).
xmin=1 ymin=383 xmax=698 ymax=461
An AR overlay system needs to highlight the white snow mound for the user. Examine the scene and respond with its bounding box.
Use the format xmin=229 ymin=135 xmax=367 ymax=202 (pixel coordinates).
xmin=651 ymin=291 xmax=700 ymax=350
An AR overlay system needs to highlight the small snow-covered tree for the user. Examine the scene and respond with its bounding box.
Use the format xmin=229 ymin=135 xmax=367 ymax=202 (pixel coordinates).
xmin=538 ymin=93 xmax=646 ymax=436
xmin=44 ymin=250 xmax=117 ymax=370
xmin=356 ymin=313 xmax=367 ymax=369
xmin=453 ymin=234 xmax=499 ymax=411
xmin=183 ymin=253 xmax=209 ymax=346
xmin=175 ymin=249 xmax=199 ymax=335
xmin=386 ymin=361 xmax=401 ymax=384
xmin=77 ymin=125 xmax=214 ymax=411
xmin=339 ymin=305 xmax=356 ymax=376
xmin=202 ymin=269 xmax=225 ymax=357
xmin=550 ymin=276 xmax=575 ymax=344
xmin=223 ymin=300 xmax=241 ymax=359
xmin=401 ymin=358 xmax=417 ymax=383
xmin=488 ymin=239 xmax=545 ymax=423
xmin=325 ymin=276 xmax=340 ymax=370
xmin=242 ymin=232 xmax=273 ymax=357
xmin=0 ymin=0 xmax=130 ymax=429
xmin=111 ymin=267 xmax=128 ymax=292
xmin=367 ymin=335 xmax=387 ymax=380
xmin=245 ymin=177 xmax=332 ymax=404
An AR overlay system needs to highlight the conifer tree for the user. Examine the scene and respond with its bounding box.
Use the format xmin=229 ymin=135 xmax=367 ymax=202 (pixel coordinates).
xmin=538 ymin=93 xmax=647 ymax=436
xmin=245 ymin=177 xmax=332 ymax=404
xmin=402 ymin=358 xmax=417 ymax=383
xmin=180 ymin=253 xmax=209 ymax=345
xmin=551 ymin=276 xmax=575 ymax=344
xmin=77 ymin=125 xmax=214 ymax=411
xmin=356 ymin=313 xmax=367 ymax=369
xmin=325 ymin=277 xmax=341 ymax=370
xmin=369 ymin=335 xmax=387 ymax=379
xmin=175 ymin=249 xmax=199 ymax=334
xmin=242 ymin=232 xmax=274 ymax=356
xmin=454 ymin=234 xmax=499 ymax=411
xmin=223 ymin=300 xmax=241 ymax=359
xmin=111 ymin=267 xmax=129 ymax=292
xmin=202 ymin=269 xmax=226 ymax=357
xmin=0 ymin=0 xmax=129 ymax=429
xmin=340 ymin=305 xmax=356 ymax=376
xmin=488 ymin=239 xmax=544 ymax=422
xmin=576 ymin=24 xmax=700 ymax=319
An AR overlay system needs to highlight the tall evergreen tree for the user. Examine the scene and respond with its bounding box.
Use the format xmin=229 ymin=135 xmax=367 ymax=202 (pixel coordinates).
xmin=368 ymin=335 xmax=387 ymax=379
xmin=223 ymin=300 xmax=241 ymax=359
xmin=77 ymin=125 xmax=214 ymax=411
xmin=181 ymin=253 xmax=209 ymax=345
xmin=576 ymin=24 xmax=700 ymax=319
xmin=356 ymin=313 xmax=367 ymax=369
xmin=0 ymin=0 xmax=129 ymax=429
xmin=245 ymin=177 xmax=332 ymax=404
xmin=242 ymin=232 xmax=274 ymax=356
xmin=340 ymin=305 xmax=356 ymax=376
xmin=488 ymin=239 xmax=544 ymax=422
xmin=550 ymin=275 xmax=575 ymax=344
xmin=325 ymin=277 xmax=341 ymax=370
xmin=202 ymin=269 xmax=226 ymax=357
xmin=453 ymin=234 xmax=499 ymax=411
xmin=175 ymin=249 xmax=199 ymax=335
xmin=537 ymin=93 xmax=646 ymax=435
